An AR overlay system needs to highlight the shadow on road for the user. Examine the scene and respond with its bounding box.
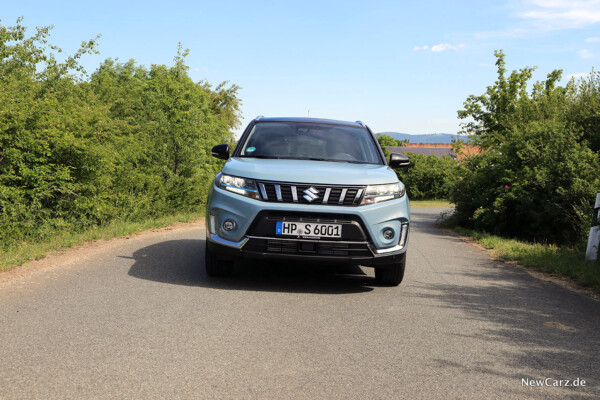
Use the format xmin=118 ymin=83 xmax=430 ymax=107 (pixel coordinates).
xmin=410 ymin=209 xmax=455 ymax=238
xmin=410 ymin=263 xmax=600 ymax=391
xmin=407 ymin=207 xmax=600 ymax=396
xmin=127 ymin=239 xmax=376 ymax=294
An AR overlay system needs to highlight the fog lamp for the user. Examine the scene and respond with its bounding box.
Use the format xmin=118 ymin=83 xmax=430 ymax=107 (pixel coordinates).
xmin=223 ymin=219 xmax=236 ymax=231
xmin=382 ymin=228 xmax=395 ymax=240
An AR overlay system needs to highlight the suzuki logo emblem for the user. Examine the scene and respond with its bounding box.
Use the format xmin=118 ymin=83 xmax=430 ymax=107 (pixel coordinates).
xmin=303 ymin=187 xmax=319 ymax=202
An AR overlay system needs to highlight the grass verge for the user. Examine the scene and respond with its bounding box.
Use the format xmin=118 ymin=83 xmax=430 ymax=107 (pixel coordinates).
xmin=411 ymin=200 xmax=453 ymax=207
xmin=0 ymin=209 xmax=205 ymax=272
xmin=449 ymin=225 xmax=600 ymax=293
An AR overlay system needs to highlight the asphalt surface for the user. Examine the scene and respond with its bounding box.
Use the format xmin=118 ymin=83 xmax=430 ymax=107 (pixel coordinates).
xmin=1 ymin=207 xmax=599 ymax=399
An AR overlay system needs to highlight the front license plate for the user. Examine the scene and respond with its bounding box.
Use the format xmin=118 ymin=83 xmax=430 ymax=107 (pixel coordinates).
xmin=276 ymin=221 xmax=342 ymax=238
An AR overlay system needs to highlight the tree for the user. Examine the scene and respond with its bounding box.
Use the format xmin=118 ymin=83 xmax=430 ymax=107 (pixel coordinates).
xmin=0 ymin=19 xmax=242 ymax=248
xmin=452 ymin=51 xmax=600 ymax=246
xmin=376 ymin=134 xmax=408 ymax=159
xmin=0 ymin=19 xmax=111 ymax=245
xmin=565 ymin=70 xmax=600 ymax=153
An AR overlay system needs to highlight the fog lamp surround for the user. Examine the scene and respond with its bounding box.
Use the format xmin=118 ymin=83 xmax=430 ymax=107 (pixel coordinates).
xmin=223 ymin=219 xmax=236 ymax=232
xmin=209 ymin=214 xmax=217 ymax=234
xmin=399 ymin=223 xmax=409 ymax=248
xmin=382 ymin=228 xmax=395 ymax=240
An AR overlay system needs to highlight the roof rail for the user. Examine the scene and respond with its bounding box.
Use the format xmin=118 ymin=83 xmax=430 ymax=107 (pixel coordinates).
xmin=255 ymin=115 xmax=264 ymax=121
xmin=355 ymin=120 xmax=365 ymax=126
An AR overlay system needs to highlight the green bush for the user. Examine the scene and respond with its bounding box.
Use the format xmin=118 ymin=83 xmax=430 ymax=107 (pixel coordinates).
xmin=565 ymin=70 xmax=600 ymax=153
xmin=395 ymin=154 xmax=459 ymax=200
xmin=452 ymin=51 xmax=600 ymax=246
xmin=376 ymin=135 xmax=458 ymax=200
xmin=0 ymin=20 xmax=240 ymax=249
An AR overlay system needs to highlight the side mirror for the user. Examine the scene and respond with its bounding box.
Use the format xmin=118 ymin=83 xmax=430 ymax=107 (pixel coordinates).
xmin=211 ymin=144 xmax=230 ymax=160
xmin=389 ymin=153 xmax=409 ymax=168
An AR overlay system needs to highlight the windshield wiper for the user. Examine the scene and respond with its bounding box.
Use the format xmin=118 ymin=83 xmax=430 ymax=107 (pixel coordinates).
xmin=305 ymin=157 xmax=332 ymax=162
xmin=290 ymin=157 xmax=350 ymax=163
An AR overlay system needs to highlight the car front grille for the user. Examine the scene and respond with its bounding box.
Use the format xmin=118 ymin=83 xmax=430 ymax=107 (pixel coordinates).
xmin=245 ymin=238 xmax=372 ymax=258
xmin=256 ymin=181 xmax=365 ymax=206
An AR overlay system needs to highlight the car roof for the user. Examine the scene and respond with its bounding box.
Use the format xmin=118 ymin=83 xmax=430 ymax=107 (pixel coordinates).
xmin=255 ymin=117 xmax=365 ymax=128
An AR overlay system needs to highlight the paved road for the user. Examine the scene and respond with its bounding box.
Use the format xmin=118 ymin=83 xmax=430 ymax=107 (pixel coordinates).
xmin=1 ymin=207 xmax=599 ymax=399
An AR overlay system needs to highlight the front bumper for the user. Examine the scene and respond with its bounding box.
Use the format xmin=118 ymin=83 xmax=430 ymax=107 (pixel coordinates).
xmin=206 ymin=182 xmax=410 ymax=265
xmin=207 ymin=236 xmax=407 ymax=266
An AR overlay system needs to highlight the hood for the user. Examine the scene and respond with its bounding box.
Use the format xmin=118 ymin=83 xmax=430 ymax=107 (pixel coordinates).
xmin=222 ymin=157 xmax=399 ymax=185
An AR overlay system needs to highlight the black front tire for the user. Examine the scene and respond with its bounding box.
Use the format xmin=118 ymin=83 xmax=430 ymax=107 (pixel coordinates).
xmin=375 ymin=252 xmax=406 ymax=286
xmin=205 ymin=240 xmax=233 ymax=277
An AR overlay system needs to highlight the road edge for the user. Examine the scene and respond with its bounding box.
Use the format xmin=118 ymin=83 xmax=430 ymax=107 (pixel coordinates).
xmin=440 ymin=226 xmax=600 ymax=302
xmin=0 ymin=218 xmax=206 ymax=288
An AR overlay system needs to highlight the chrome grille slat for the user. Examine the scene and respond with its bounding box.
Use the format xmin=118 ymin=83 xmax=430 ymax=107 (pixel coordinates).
xmin=259 ymin=183 xmax=268 ymax=200
xmin=322 ymin=188 xmax=331 ymax=204
xmin=338 ymin=188 xmax=348 ymax=204
xmin=354 ymin=189 xmax=363 ymax=204
xmin=256 ymin=181 xmax=365 ymax=206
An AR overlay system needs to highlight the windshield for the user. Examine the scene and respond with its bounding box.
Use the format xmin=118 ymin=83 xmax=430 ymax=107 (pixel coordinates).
xmin=237 ymin=122 xmax=383 ymax=164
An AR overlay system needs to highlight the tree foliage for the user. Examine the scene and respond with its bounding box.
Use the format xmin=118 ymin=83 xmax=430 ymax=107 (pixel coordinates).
xmin=376 ymin=134 xmax=408 ymax=159
xmin=0 ymin=20 xmax=240 ymax=248
xmin=377 ymin=135 xmax=458 ymax=200
xmin=395 ymin=154 xmax=459 ymax=200
xmin=452 ymin=51 xmax=600 ymax=246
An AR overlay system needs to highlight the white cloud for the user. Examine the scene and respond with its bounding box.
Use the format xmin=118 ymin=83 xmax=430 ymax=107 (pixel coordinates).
xmin=414 ymin=43 xmax=465 ymax=52
xmin=477 ymin=1 xmax=600 ymax=38
xmin=578 ymin=49 xmax=594 ymax=58
xmin=193 ymin=67 xmax=200 ymax=72
xmin=585 ymin=36 xmax=600 ymax=42
xmin=515 ymin=0 xmax=600 ymax=30
xmin=565 ymin=72 xmax=590 ymax=79
xmin=431 ymin=43 xmax=465 ymax=52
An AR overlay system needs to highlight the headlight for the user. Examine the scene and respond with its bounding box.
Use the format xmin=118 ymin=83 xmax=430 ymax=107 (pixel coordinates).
xmin=216 ymin=174 xmax=260 ymax=199
xmin=361 ymin=182 xmax=405 ymax=205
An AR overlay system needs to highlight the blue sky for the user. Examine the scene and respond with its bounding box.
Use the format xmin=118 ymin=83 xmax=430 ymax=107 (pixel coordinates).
xmin=2 ymin=0 xmax=599 ymax=136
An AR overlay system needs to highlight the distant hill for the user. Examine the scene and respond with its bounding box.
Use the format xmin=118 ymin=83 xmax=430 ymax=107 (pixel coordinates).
xmin=378 ymin=132 xmax=463 ymax=144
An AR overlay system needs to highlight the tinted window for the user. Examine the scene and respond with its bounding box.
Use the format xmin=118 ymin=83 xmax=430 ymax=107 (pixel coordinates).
xmin=238 ymin=122 xmax=382 ymax=164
